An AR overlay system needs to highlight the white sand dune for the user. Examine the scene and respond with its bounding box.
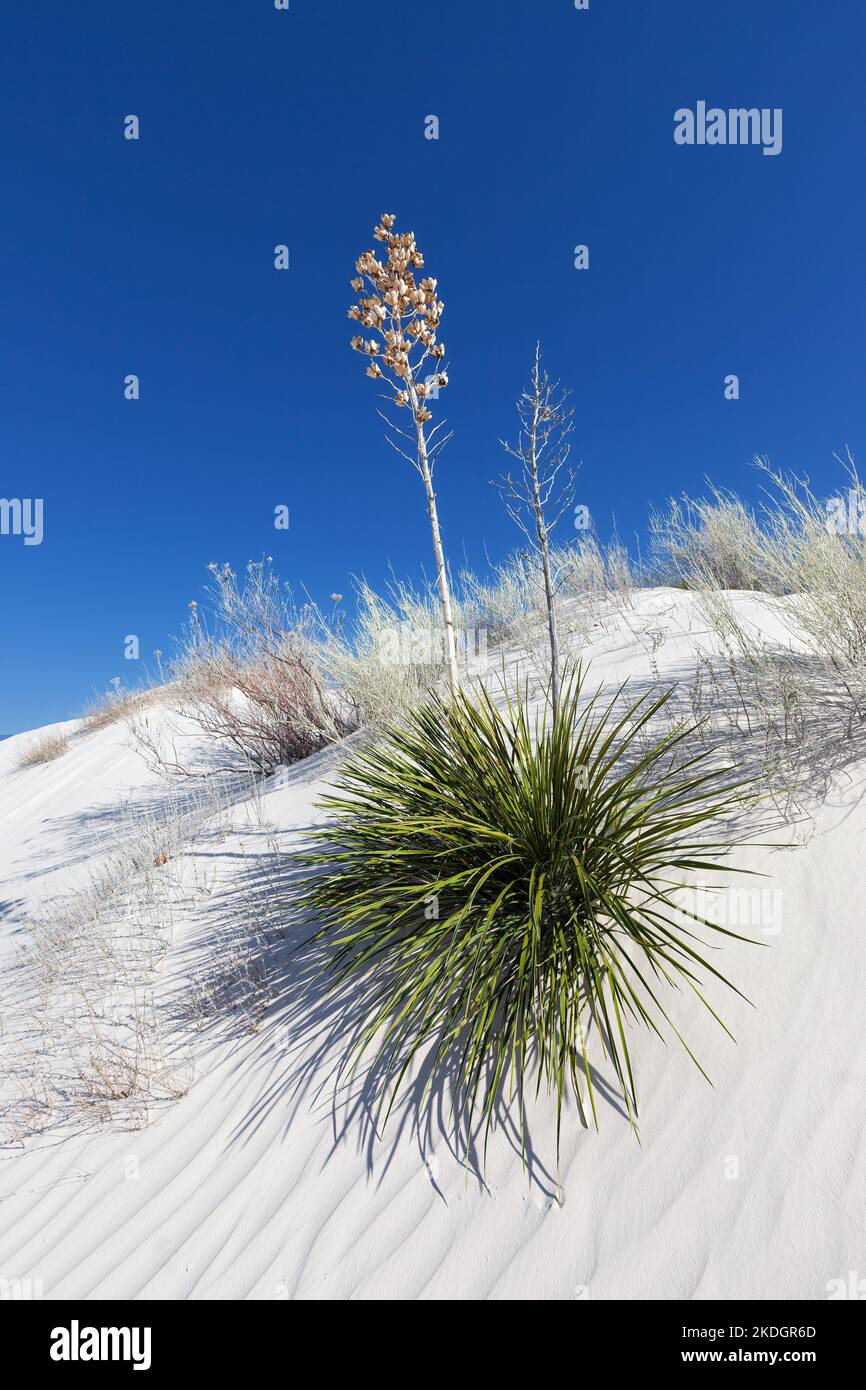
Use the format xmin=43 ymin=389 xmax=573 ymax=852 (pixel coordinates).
xmin=1 ymin=591 xmax=864 ymax=1300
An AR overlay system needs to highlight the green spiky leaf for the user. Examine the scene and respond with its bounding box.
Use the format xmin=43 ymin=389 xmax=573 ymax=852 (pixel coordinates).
xmin=298 ymin=668 xmax=758 ymax=1165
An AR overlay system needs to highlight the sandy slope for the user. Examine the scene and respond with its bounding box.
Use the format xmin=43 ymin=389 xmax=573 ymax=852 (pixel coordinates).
xmin=0 ymin=591 xmax=864 ymax=1300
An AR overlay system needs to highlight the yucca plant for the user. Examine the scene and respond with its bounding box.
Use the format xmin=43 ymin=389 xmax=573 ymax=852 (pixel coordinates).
xmin=300 ymin=669 xmax=757 ymax=1164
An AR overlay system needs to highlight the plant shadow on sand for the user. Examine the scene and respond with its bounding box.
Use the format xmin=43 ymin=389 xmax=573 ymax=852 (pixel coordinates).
xmin=161 ymin=654 xmax=866 ymax=1200
xmin=655 ymin=650 xmax=866 ymax=826
xmin=12 ymin=656 xmax=865 ymax=1177
xmin=168 ymin=846 xmax=623 ymax=1201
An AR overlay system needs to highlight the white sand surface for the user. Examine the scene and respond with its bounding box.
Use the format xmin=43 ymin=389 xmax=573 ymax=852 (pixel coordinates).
xmin=1 ymin=591 xmax=863 ymax=1299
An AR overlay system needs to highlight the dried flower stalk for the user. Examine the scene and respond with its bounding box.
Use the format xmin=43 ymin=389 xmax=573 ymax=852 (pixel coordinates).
xmin=349 ymin=214 xmax=459 ymax=692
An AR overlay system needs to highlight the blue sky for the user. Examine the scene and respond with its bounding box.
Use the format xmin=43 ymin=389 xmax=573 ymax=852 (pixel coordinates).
xmin=1 ymin=1 xmax=863 ymax=733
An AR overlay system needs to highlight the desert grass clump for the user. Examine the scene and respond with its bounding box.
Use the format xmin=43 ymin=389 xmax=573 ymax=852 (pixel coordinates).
xmin=649 ymin=484 xmax=773 ymax=592
xmin=18 ymin=730 xmax=69 ymax=766
xmin=754 ymin=453 xmax=866 ymax=675
xmin=319 ymin=577 xmax=473 ymax=730
xmin=457 ymin=536 xmax=637 ymax=670
xmin=301 ymin=670 xmax=756 ymax=1164
xmin=458 ymin=550 xmax=543 ymax=640
xmin=82 ymin=686 xmax=156 ymax=733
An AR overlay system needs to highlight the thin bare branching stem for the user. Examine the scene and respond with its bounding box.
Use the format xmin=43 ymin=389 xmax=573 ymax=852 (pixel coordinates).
xmin=495 ymin=344 xmax=578 ymax=720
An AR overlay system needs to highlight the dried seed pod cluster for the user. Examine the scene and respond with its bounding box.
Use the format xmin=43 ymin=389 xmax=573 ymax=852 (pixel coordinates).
xmin=348 ymin=214 xmax=448 ymax=423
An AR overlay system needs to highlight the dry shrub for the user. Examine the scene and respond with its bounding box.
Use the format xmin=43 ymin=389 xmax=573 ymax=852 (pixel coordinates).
xmin=176 ymin=646 xmax=351 ymax=773
xmin=82 ymin=686 xmax=156 ymax=733
xmin=173 ymin=560 xmax=357 ymax=774
xmin=18 ymin=731 xmax=69 ymax=766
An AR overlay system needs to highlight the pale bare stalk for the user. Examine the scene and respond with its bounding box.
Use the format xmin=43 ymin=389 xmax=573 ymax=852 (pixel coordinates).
xmin=406 ymin=375 xmax=459 ymax=689
xmin=496 ymin=344 xmax=577 ymax=721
